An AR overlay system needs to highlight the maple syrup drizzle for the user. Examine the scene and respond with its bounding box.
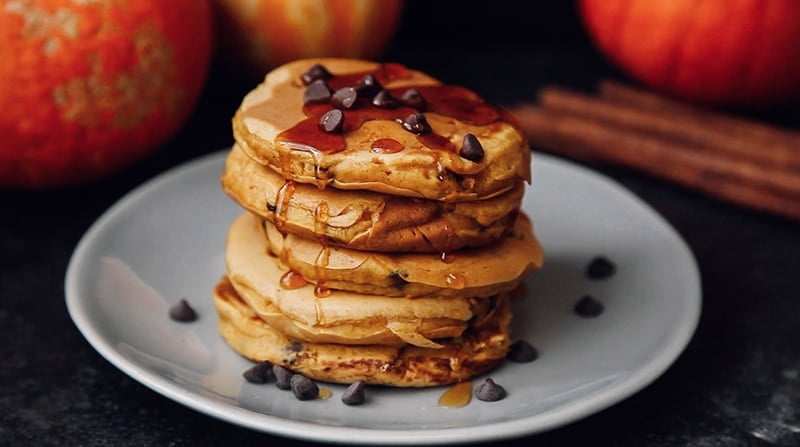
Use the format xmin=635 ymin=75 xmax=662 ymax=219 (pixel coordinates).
xmin=445 ymin=272 xmax=467 ymax=289
xmin=370 ymin=137 xmax=404 ymax=153
xmin=438 ymin=381 xmax=472 ymax=408
xmin=277 ymin=63 xmax=511 ymax=156
xmin=274 ymin=180 xmax=296 ymax=234
xmin=280 ymin=270 xmax=307 ymax=289
xmin=312 ymin=201 xmax=331 ymax=298
xmin=440 ymin=252 xmax=456 ymax=263
xmin=318 ymin=387 xmax=333 ymax=399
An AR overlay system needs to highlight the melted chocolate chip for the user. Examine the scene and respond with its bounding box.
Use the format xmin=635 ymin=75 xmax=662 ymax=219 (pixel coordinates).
xmin=460 ymin=134 xmax=484 ymax=162
xmin=586 ymin=256 xmax=616 ymax=280
xmin=303 ymin=79 xmax=332 ymax=105
xmin=574 ymin=294 xmax=604 ymax=317
xmin=506 ymin=340 xmax=538 ymax=363
xmin=399 ymin=113 xmax=431 ymax=134
xmin=354 ymin=74 xmax=382 ymax=96
xmin=168 ymin=299 xmax=197 ymax=322
xmin=330 ymin=87 xmax=358 ymax=109
xmin=400 ymin=88 xmax=427 ymax=110
xmin=341 ymin=381 xmax=366 ymax=405
xmin=273 ymin=364 xmax=293 ymax=390
xmin=475 ymin=378 xmax=506 ymax=402
xmin=290 ymin=374 xmax=319 ymax=400
xmin=319 ymin=109 xmax=344 ymax=133
xmin=300 ymin=63 xmax=332 ymax=85
xmin=287 ymin=341 xmax=303 ymax=352
xmin=372 ymin=89 xmax=399 ymax=108
xmin=243 ymin=361 xmax=274 ymax=384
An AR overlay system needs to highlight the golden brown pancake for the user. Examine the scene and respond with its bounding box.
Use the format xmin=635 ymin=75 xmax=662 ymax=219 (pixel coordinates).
xmin=225 ymin=212 xmax=491 ymax=347
xmin=213 ymin=276 xmax=512 ymax=387
xmin=232 ymin=58 xmax=531 ymax=201
xmin=263 ymin=212 xmax=543 ymax=298
xmin=222 ymin=144 xmax=524 ymax=252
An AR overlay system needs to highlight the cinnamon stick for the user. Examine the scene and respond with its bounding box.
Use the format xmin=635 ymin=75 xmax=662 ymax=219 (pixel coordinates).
xmin=511 ymin=105 xmax=800 ymax=221
xmin=538 ymin=86 xmax=800 ymax=171
xmin=598 ymin=80 xmax=800 ymax=152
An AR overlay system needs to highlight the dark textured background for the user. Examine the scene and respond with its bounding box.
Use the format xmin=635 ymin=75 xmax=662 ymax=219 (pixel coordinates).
xmin=2 ymin=2 xmax=799 ymax=446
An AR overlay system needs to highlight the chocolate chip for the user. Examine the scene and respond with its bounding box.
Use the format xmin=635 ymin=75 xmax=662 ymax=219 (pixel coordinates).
xmin=372 ymin=89 xmax=399 ymax=108
xmin=319 ymin=109 xmax=344 ymax=134
xmin=300 ymin=63 xmax=332 ymax=85
xmin=460 ymin=134 xmax=484 ymax=162
xmin=330 ymin=87 xmax=358 ymax=109
xmin=168 ymin=299 xmax=197 ymax=322
xmin=303 ymin=79 xmax=332 ymax=105
xmin=475 ymin=378 xmax=506 ymax=402
xmin=290 ymin=374 xmax=319 ymax=400
xmin=341 ymin=381 xmax=366 ymax=405
xmin=354 ymin=74 xmax=382 ymax=96
xmin=400 ymin=88 xmax=426 ymax=110
xmin=506 ymin=340 xmax=538 ymax=363
xmin=586 ymin=256 xmax=616 ymax=280
xmin=574 ymin=294 xmax=604 ymax=317
xmin=287 ymin=341 xmax=303 ymax=352
xmin=273 ymin=364 xmax=293 ymax=390
xmin=399 ymin=113 xmax=431 ymax=134
xmin=243 ymin=361 xmax=274 ymax=384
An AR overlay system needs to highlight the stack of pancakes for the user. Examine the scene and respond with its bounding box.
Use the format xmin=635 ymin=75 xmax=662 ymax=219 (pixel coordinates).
xmin=214 ymin=59 xmax=543 ymax=387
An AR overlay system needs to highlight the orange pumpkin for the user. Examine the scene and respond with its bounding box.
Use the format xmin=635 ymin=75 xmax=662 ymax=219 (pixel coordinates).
xmin=0 ymin=0 xmax=213 ymax=188
xmin=578 ymin=0 xmax=800 ymax=107
xmin=213 ymin=0 xmax=404 ymax=79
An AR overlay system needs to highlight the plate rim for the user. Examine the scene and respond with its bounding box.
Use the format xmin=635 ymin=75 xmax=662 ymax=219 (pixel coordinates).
xmin=65 ymin=150 xmax=701 ymax=445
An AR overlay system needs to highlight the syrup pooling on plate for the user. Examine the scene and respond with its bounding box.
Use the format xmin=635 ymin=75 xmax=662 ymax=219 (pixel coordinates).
xmin=276 ymin=63 xmax=511 ymax=156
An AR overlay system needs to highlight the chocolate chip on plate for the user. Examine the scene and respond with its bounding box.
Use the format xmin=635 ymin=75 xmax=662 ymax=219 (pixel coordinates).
xmin=303 ymin=79 xmax=332 ymax=105
xmin=506 ymin=340 xmax=538 ymax=363
xmin=460 ymin=134 xmax=484 ymax=162
xmin=475 ymin=378 xmax=506 ymax=402
xmin=354 ymin=74 xmax=382 ymax=96
xmin=400 ymin=88 xmax=426 ymax=110
xmin=300 ymin=63 xmax=332 ymax=85
xmin=586 ymin=256 xmax=616 ymax=280
xmin=168 ymin=299 xmax=197 ymax=322
xmin=574 ymin=294 xmax=604 ymax=317
xmin=319 ymin=109 xmax=345 ymax=134
xmin=290 ymin=374 xmax=319 ymax=400
xmin=273 ymin=364 xmax=293 ymax=390
xmin=399 ymin=112 xmax=431 ymax=134
xmin=330 ymin=86 xmax=358 ymax=109
xmin=372 ymin=89 xmax=399 ymax=108
xmin=341 ymin=381 xmax=366 ymax=406
xmin=243 ymin=361 xmax=274 ymax=384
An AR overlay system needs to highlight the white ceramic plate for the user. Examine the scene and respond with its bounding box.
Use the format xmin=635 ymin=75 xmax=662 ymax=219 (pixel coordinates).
xmin=66 ymin=150 xmax=701 ymax=445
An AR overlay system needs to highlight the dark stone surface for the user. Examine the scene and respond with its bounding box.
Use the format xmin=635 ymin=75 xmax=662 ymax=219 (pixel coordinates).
xmin=2 ymin=2 xmax=799 ymax=446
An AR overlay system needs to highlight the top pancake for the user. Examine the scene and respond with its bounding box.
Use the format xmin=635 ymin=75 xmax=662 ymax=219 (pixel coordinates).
xmin=233 ymin=58 xmax=531 ymax=201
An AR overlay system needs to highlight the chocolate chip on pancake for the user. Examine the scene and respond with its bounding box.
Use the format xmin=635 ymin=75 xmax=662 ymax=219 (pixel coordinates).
xmin=400 ymin=88 xmax=426 ymax=111
xmin=399 ymin=112 xmax=431 ymax=134
xmin=330 ymin=86 xmax=358 ymax=109
xmin=354 ymin=73 xmax=382 ymax=96
xmin=460 ymin=134 xmax=485 ymax=162
xmin=300 ymin=63 xmax=332 ymax=85
xmin=319 ymin=109 xmax=344 ymax=133
xmin=372 ymin=89 xmax=399 ymax=108
xmin=303 ymin=79 xmax=332 ymax=105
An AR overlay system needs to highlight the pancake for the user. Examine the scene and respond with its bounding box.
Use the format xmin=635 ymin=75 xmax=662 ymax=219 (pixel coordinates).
xmin=263 ymin=212 xmax=543 ymax=297
xmin=225 ymin=212 xmax=491 ymax=347
xmin=232 ymin=58 xmax=531 ymax=201
xmin=222 ymin=143 xmax=523 ymax=252
xmin=213 ymin=276 xmax=512 ymax=387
